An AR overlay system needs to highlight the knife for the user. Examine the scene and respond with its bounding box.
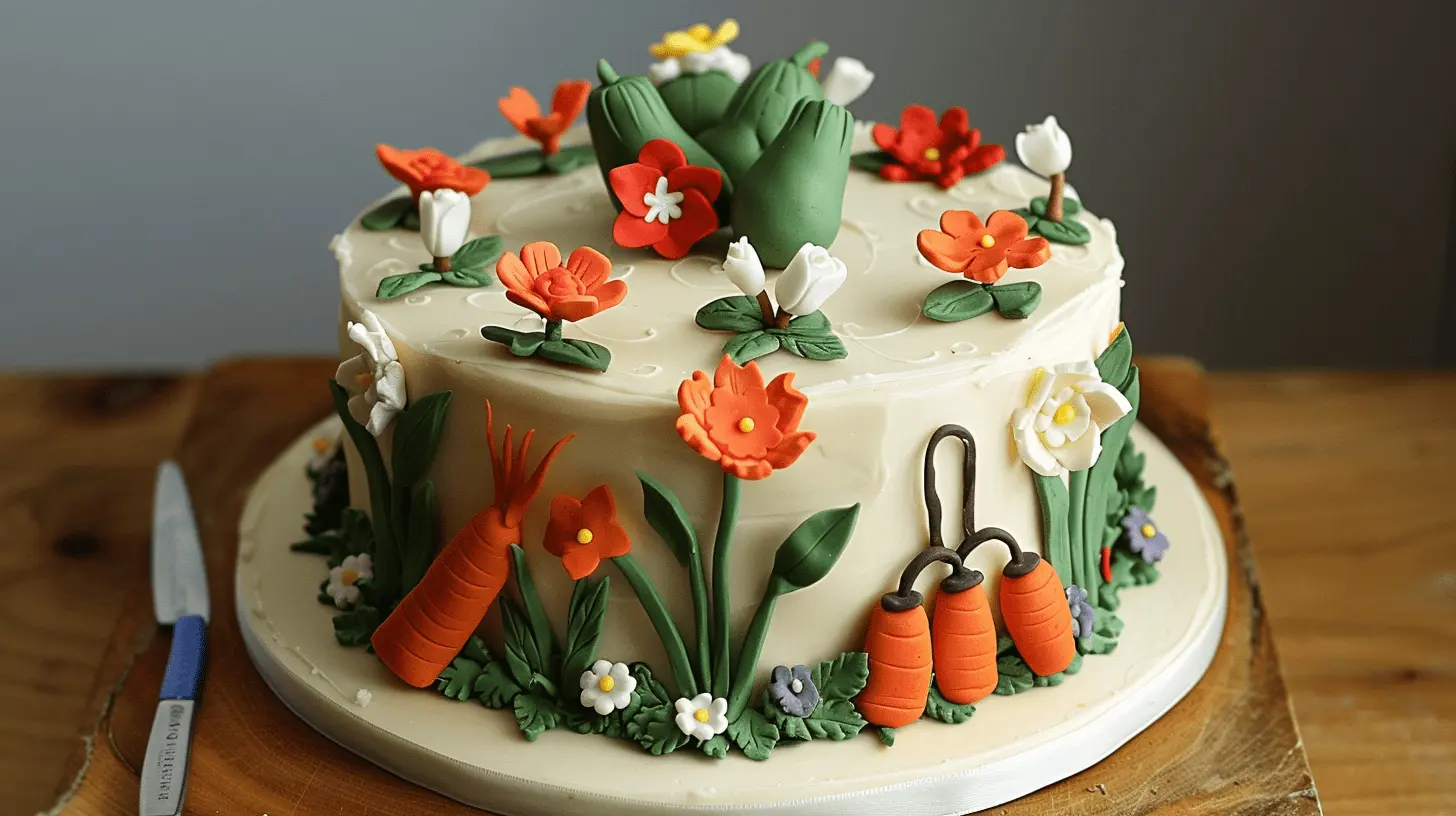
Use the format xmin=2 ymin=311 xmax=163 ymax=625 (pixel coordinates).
xmin=139 ymin=461 xmax=210 ymax=816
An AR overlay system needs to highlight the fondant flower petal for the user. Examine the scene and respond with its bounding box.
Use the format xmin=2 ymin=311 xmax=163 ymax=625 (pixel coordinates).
xmin=559 ymin=546 xmax=601 ymax=581
xmin=637 ymin=138 xmax=688 ymax=174
xmin=667 ymin=164 xmax=723 ymax=202
xmin=505 ymin=289 xmax=551 ymax=317
xmin=1053 ymin=423 xmax=1101 ymax=472
xmin=764 ymin=431 xmax=815 ymax=471
xmin=1013 ymin=423 xmax=1062 ymax=477
xmin=1005 ymin=236 xmax=1052 ymax=269
xmin=496 ymin=251 xmax=536 ymax=291
xmin=722 ymin=454 xmax=774 ymax=481
xmin=878 ymin=164 xmax=919 ymax=182
xmin=713 ymin=355 xmax=767 ymax=396
xmin=871 ymin=122 xmax=899 ymax=151
xmin=961 ymin=143 xmax=1005 ymax=174
xmin=613 ymin=209 xmax=671 ymax=249
xmin=588 ymin=279 xmax=628 ymax=312
xmin=939 ymin=209 xmax=985 ymax=239
xmin=939 ymin=106 xmax=970 ymax=139
xmin=677 ymin=370 xmax=712 ymax=418
xmin=1077 ymin=381 xmax=1133 ymax=427
xmin=675 ymin=414 xmax=722 ymax=461
xmin=549 ymin=295 xmax=600 ymax=323
xmin=551 ymin=80 xmax=591 ymax=122
xmin=916 ymin=229 xmax=972 ymax=272
xmin=498 ymin=88 xmax=542 ymax=136
xmin=650 ymin=188 xmax=718 ymax=260
xmin=566 ymin=245 xmax=613 ymax=289
xmin=986 ymin=210 xmax=1031 ymax=245
xmin=518 ymin=241 xmax=562 ymax=277
xmin=965 ymin=257 xmax=1009 ymax=284
xmin=765 ymin=372 xmax=809 ymax=434
xmin=608 ymin=163 xmax=660 ymax=217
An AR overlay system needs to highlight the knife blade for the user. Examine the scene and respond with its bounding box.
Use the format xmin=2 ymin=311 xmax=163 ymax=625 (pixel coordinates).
xmin=140 ymin=461 xmax=209 ymax=816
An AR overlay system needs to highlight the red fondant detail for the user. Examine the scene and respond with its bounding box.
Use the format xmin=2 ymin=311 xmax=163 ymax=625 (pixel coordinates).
xmin=544 ymin=485 xmax=633 ymax=580
xmin=497 ymin=242 xmax=625 ymax=322
xmin=675 ymin=355 xmax=814 ymax=481
xmin=916 ymin=209 xmax=1051 ymax=284
xmin=870 ymin=105 xmax=1004 ymax=187
xmin=375 ymin=144 xmax=490 ymax=201
xmin=608 ymin=139 xmax=723 ymax=260
xmin=498 ymin=80 xmax=592 ymax=156
xmin=806 ymin=55 xmax=823 ymax=77
xmin=1100 ymin=547 xmax=1113 ymax=584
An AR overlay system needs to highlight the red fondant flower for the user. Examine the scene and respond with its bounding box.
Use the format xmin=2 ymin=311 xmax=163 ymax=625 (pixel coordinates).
xmin=497 ymin=241 xmax=627 ymax=322
xmin=871 ymin=105 xmax=1004 ymax=188
xmin=498 ymin=80 xmax=592 ymax=156
xmin=609 ymin=139 xmax=722 ymax=260
xmin=917 ymin=210 xmax=1051 ymax=284
xmin=375 ymin=145 xmax=491 ymax=201
xmin=676 ymin=355 xmax=815 ymax=481
xmin=545 ymin=485 xmax=632 ymax=580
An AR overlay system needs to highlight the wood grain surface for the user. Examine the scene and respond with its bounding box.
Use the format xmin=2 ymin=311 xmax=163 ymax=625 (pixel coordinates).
xmin=0 ymin=359 xmax=1440 ymax=814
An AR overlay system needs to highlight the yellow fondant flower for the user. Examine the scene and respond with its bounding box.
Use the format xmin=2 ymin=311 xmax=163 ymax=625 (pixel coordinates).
xmin=650 ymin=19 xmax=739 ymax=59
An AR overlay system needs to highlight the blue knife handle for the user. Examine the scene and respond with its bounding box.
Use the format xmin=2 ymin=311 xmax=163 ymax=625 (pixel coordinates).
xmin=160 ymin=615 xmax=207 ymax=701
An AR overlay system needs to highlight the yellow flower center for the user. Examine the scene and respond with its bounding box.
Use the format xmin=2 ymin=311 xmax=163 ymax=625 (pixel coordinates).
xmin=737 ymin=417 xmax=756 ymax=433
xmin=355 ymin=372 xmax=374 ymax=388
xmin=1052 ymin=403 xmax=1077 ymax=425
xmin=694 ymin=708 xmax=711 ymax=723
xmin=311 ymin=437 xmax=332 ymax=454
xmin=979 ymin=234 xmax=996 ymax=248
xmin=923 ymin=147 xmax=941 ymax=161
xmin=576 ymin=528 xmax=594 ymax=545
xmin=1140 ymin=523 xmax=1157 ymax=538
xmin=598 ymin=675 xmax=615 ymax=693
xmin=339 ymin=569 xmax=359 ymax=586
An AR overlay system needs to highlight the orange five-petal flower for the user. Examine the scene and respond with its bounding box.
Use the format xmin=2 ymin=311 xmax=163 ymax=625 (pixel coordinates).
xmin=545 ymin=485 xmax=632 ymax=580
xmin=676 ymin=356 xmax=815 ymax=480
xmin=497 ymin=241 xmax=627 ymax=323
xmin=916 ymin=210 xmax=1052 ymax=284
xmin=375 ymin=144 xmax=490 ymax=201
xmin=499 ymin=80 xmax=592 ymax=156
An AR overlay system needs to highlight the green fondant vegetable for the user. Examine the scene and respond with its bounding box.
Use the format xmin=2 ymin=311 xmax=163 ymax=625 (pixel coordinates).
xmin=658 ymin=72 xmax=740 ymax=136
xmin=730 ymin=98 xmax=854 ymax=267
xmin=697 ymin=41 xmax=829 ymax=184
xmin=586 ymin=60 xmax=729 ymax=210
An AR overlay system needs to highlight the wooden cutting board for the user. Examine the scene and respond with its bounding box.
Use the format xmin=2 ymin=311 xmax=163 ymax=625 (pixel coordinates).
xmin=45 ymin=357 xmax=1320 ymax=815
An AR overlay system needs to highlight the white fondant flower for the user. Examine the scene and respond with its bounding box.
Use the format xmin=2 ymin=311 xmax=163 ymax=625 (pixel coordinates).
xmin=579 ymin=660 xmax=637 ymax=715
xmin=1015 ymin=115 xmax=1073 ymax=178
xmin=674 ymin=693 xmax=729 ymax=741
xmin=642 ymin=176 xmax=684 ymax=224
xmin=820 ymin=57 xmax=874 ymax=107
xmin=775 ymin=242 xmax=847 ymax=316
xmin=336 ymin=310 xmax=408 ymax=437
xmin=649 ymin=46 xmax=751 ymax=85
xmin=723 ymin=236 xmax=766 ymax=296
xmin=326 ymin=553 xmax=373 ymax=609
xmin=418 ymin=189 xmax=471 ymax=259
xmin=648 ymin=58 xmax=683 ymax=85
xmin=1011 ymin=362 xmax=1132 ymax=477
xmin=306 ymin=433 xmax=340 ymax=474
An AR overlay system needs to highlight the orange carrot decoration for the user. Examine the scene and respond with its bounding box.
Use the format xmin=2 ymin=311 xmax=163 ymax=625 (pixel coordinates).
xmin=962 ymin=527 xmax=1075 ymax=677
xmin=370 ymin=402 xmax=572 ymax=687
xmin=499 ymin=81 xmax=592 ymax=156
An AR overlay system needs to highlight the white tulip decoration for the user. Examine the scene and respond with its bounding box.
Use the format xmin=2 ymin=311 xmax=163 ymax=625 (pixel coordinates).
xmin=820 ymin=57 xmax=875 ymax=107
xmin=1011 ymin=362 xmax=1132 ymax=478
xmin=1015 ymin=115 xmax=1074 ymax=223
xmin=722 ymin=235 xmax=775 ymax=325
xmin=418 ymin=189 xmax=471 ymax=271
xmin=774 ymin=242 xmax=848 ymax=326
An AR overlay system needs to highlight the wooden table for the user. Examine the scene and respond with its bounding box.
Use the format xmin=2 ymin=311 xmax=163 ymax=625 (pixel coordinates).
xmin=3 ymin=358 xmax=1452 ymax=815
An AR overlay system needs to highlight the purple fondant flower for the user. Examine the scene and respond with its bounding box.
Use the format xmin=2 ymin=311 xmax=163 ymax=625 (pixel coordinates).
xmin=767 ymin=664 xmax=819 ymax=718
xmin=1120 ymin=506 xmax=1170 ymax=563
xmin=1066 ymin=584 xmax=1095 ymax=640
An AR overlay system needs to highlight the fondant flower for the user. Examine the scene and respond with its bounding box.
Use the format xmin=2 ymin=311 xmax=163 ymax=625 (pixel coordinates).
xmin=1066 ymin=584 xmax=1095 ymax=640
xmin=610 ymin=140 xmax=723 ymax=259
xmin=326 ymin=553 xmax=373 ymax=609
xmin=498 ymin=81 xmax=592 ymax=157
xmin=723 ymin=236 xmax=766 ymax=297
xmin=418 ymin=189 xmax=471 ymax=259
xmin=674 ymin=693 xmax=729 ymax=741
xmin=497 ymin=241 xmax=626 ymax=322
xmin=336 ymin=310 xmax=407 ymax=436
xmin=1015 ymin=115 xmax=1073 ymax=178
xmin=1011 ymin=362 xmax=1133 ymax=477
xmin=545 ymin=485 xmax=632 ymax=580
xmin=774 ymin=243 xmax=847 ymax=316
xmin=871 ymin=106 xmax=1004 ymax=188
xmin=820 ymin=57 xmax=874 ymax=107
xmin=308 ymin=436 xmax=346 ymax=505
xmin=306 ymin=434 xmax=341 ymax=475
xmin=1120 ymin=506 xmax=1170 ymax=563
xmin=579 ymin=659 xmax=637 ymax=715
xmin=650 ymin=19 xmax=740 ymax=58
xmin=676 ymin=355 xmax=815 ymax=480
xmin=375 ymin=144 xmax=490 ymax=202
xmin=767 ymin=664 xmax=819 ymax=717
xmin=917 ymin=210 xmax=1051 ymax=284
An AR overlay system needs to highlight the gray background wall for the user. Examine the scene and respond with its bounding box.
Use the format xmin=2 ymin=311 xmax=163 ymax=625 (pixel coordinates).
xmin=2 ymin=0 xmax=1453 ymax=370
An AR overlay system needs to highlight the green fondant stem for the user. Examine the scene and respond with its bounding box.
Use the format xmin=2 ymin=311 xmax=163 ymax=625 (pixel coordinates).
xmin=726 ymin=576 xmax=787 ymax=721
xmin=710 ymin=473 xmax=742 ymax=699
xmin=328 ymin=381 xmax=398 ymax=603
xmin=1035 ymin=473 xmax=1072 ymax=582
xmin=687 ymin=534 xmax=713 ymax=692
xmin=612 ymin=553 xmax=699 ymax=697
xmin=1068 ymin=469 xmax=1089 ymax=597
xmin=545 ymin=320 xmax=564 ymax=343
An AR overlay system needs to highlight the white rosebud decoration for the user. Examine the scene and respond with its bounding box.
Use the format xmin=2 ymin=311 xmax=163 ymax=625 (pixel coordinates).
xmin=1015 ymin=115 xmax=1073 ymax=178
xmin=820 ymin=57 xmax=875 ymax=107
xmin=578 ymin=660 xmax=637 ymax=715
xmin=326 ymin=553 xmax=373 ymax=609
xmin=723 ymin=236 xmax=766 ymax=296
xmin=336 ymin=310 xmax=408 ymax=437
xmin=674 ymin=693 xmax=729 ymax=741
xmin=418 ymin=189 xmax=471 ymax=260
xmin=775 ymin=242 xmax=848 ymax=316
xmin=1011 ymin=362 xmax=1132 ymax=477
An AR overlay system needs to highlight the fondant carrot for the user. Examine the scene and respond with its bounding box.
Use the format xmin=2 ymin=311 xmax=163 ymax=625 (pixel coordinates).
xmin=370 ymin=402 xmax=572 ymax=687
xmin=963 ymin=527 xmax=1075 ymax=677
xmin=930 ymin=580 xmax=998 ymax=704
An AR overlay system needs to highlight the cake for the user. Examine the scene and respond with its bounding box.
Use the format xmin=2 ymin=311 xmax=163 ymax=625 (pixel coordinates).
xmin=238 ymin=20 xmax=1226 ymax=815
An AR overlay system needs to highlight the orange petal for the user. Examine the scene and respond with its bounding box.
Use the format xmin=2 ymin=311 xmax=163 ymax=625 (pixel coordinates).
xmin=675 ymin=413 xmax=722 ymax=462
xmin=375 ymin=144 xmax=423 ymax=188
xmin=551 ymin=80 xmax=592 ymax=124
xmin=713 ymin=355 xmax=766 ymax=397
xmin=1006 ymin=236 xmax=1052 ymax=269
xmin=581 ymin=485 xmax=618 ymax=528
xmin=566 ymin=245 xmax=613 ymax=289
xmin=588 ymin=279 xmax=627 ymax=312
xmin=544 ymin=493 xmax=582 ymax=557
xmin=497 ymin=251 xmax=536 ymax=292
xmin=560 ymin=546 xmax=601 ymax=581
xmin=764 ymin=431 xmax=816 ymax=471
xmin=498 ymin=87 xmax=542 ymax=135
xmin=938 ymin=209 xmax=985 ymax=239
xmin=986 ymin=210 xmax=1030 ymax=245
xmin=917 ymin=229 xmax=972 ymax=272
xmin=765 ymin=372 xmax=809 ymax=435
xmin=678 ymin=370 xmax=712 ymax=418
xmin=505 ymin=289 xmax=551 ymax=318
xmin=519 ymin=241 xmax=562 ymax=277
xmin=722 ymin=454 xmax=774 ymax=481
xmin=549 ymin=296 xmax=600 ymax=323
xmin=966 ymin=257 xmax=1009 ymax=284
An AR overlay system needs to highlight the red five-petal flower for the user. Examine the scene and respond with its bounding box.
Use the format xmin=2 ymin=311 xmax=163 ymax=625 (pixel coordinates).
xmin=499 ymin=80 xmax=592 ymax=156
xmin=544 ymin=485 xmax=632 ymax=580
xmin=609 ymin=139 xmax=722 ymax=260
xmin=871 ymin=105 xmax=1004 ymax=189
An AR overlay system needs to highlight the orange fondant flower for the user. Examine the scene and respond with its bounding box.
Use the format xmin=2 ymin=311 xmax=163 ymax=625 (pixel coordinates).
xmin=676 ymin=355 xmax=815 ymax=480
xmin=497 ymin=241 xmax=627 ymax=322
xmin=545 ymin=485 xmax=632 ymax=580
xmin=375 ymin=144 xmax=490 ymax=201
xmin=498 ymin=80 xmax=592 ymax=156
xmin=917 ymin=209 xmax=1051 ymax=284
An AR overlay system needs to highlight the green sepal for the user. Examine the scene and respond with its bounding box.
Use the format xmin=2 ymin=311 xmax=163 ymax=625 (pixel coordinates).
xmin=727 ymin=708 xmax=779 ymax=761
xmin=481 ymin=326 xmax=547 ymax=357
xmin=499 ymin=596 xmax=541 ymax=689
xmin=801 ymin=698 xmax=866 ymax=740
xmin=513 ymin=692 xmax=562 ymax=742
xmin=637 ymin=472 xmax=699 ymax=567
xmin=695 ymin=295 xmax=767 ymax=333
xmin=810 ymin=651 xmax=870 ymax=701
xmin=1035 ymin=216 xmax=1092 ymax=245
xmin=923 ymin=681 xmax=975 ymax=724
xmin=538 ymin=337 xmax=612 ymax=372
xmin=544 ymin=144 xmax=597 ymax=174
xmin=769 ymin=504 xmax=861 ymax=593
xmin=473 ymin=662 xmax=523 ymax=709
xmin=723 ymin=330 xmax=781 ymax=364
xmin=989 ymin=281 xmax=1043 ymax=320
xmin=331 ymin=603 xmax=382 ymax=646
xmin=561 ymin=576 xmax=610 ymax=692
xmin=922 ymin=280 xmax=995 ymax=323
xmin=450 ymin=235 xmax=504 ymax=275
xmin=700 ymin=734 xmax=731 ymax=759
xmin=390 ymin=390 xmax=452 ymax=488
xmin=849 ymin=151 xmax=894 ymax=174
xmin=471 ymin=149 xmax=546 ymax=177
xmin=376 ymin=271 xmax=442 ymax=300
xmin=360 ymin=197 xmax=412 ymax=231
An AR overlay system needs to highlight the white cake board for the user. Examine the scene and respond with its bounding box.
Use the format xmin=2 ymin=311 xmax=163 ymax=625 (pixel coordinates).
xmin=236 ymin=418 xmax=1227 ymax=816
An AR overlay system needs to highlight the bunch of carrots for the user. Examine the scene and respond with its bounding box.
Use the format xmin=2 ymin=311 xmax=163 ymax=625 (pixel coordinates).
xmin=856 ymin=425 xmax=1076 ymax=729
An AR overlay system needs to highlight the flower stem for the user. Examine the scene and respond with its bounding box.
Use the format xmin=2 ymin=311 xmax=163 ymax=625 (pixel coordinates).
xmin=710 ymin=473 xmax=742 ymax=698
xmin=687 ymin=536 xmax=713 ymax=691
xmin=1068 ymin=468 xmax=1088 ymax=595
xmin=773 ymin=309 xmax=792 ymax=329
xmin=726 ymin=576 xmax=787 ymax=721
xmin=612 ymin=553 xmax=698 ymax=697
xmin=754 ymin=291 xmax=776 ymax=326
xmin=328 ymin=381 xmax=397 ymax=603
xmin=434 ymin=255 xmax=452 ymax=274
xmin=545 ymin=320 xmax=564 ymax=342
xmin=1047 ymin=173 xmax=1066 ymax=223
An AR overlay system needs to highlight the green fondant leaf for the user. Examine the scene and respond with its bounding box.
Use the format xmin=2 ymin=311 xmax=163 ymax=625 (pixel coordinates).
xmin=994 ymin=651 xmax=1034 ymax=696
xmin=695 ymin=295 xmax=767 ymax=333
xmin=400 ymin=480 xmax=437 ymax=594
xmin=1064 ymin=652 xmax=1084 ymax=675
xmin=921 ymin=280 xmax=995 ymax=323
xmin=480 ymin=326 xmax=547 ymax=357
xmin=563 ymin=706 xmax=609 ymax=735
xmin=630 ymin=663 xmax=672 ymax=711
xmin=401 ymin=208 xmax=420 ymax=231
xmin=877 ymin=727 xmax=896 ymax=746
xmin=441 ymin=267 xmax=493 ymax=287
xmin=782 ymin=310 xmax=832 ymax=334
xmin=637 ymin=472 xmax=699 ymax=567
xmin=990 ymin=281 xmax=1043 ymax=320
xmin=764 ymin=695 xmax=814 ymax=742
xmin=1011 ymin=207 xmax=1040 ymax=231
xmin=700 ymin=734 xmax=731 ymax=759
xmin=1026 ymin=196 xmax=1082 ymax=217
xmin=500 ymin=597 xmax=541 ymax=689
xmin=472 ymin=149 xmax=547 ymax=177
xmin=1096 ymin=608 xmax=1126 ymax=638
xmin=561 ymin=576 xmax=610 ymax=692
xmin=850 ymin=150 xmax=895 ymax=174
xmin=513 ymin=692 xmax=562 ymax=742
xmin=923 ymin=682 xmax=976 ymax=724
xmin=461 ymin=635 xmax=492 ymax=665
xmin=338 ymin=508 xmax=375 ymax=557
xmin=331 ymin=603 xmax=382 ymax=647
xmin=810 ymin=651 xmax=870 ymax=702
xmin=776 ymin=331 xmax=848 ymax=362
xmin=801 ymin=698 xmax=866 ymax=740
xmin=436 ymin=656 xmax=484 ymax=701
xmin=723 ymin=330 xmax=781 ymax=364
xmin=388 ymin=391 xmax=452 ymax=489
xmin=360 ymin=197 xmax=412 ymax=231
xmin=1095 ymin=328 xmax=1135 ymax=397
xmin=727 ymin=708 xmax=779 ymax=761
xmin=1035 ymin=216 xmax=1092 ymax=245
xmin=544 ymin=144 xmax=597 ymax=174
xmin=628 ymin=704 xmax=689 ymax=756
xmin=509 ymin=544 xmax=559 ymax=669
xmin=473 ymin=661 xmax=524 ymax=709
xmin=375 ymin=271 xmax=442 ymax=300
xmin=538 ymin=338 xmax=612 ymax=372
xmin=450 ymin=235 xmax=504 ymax=273
xmin=769 ymin=504 xmax=860 ymax=593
